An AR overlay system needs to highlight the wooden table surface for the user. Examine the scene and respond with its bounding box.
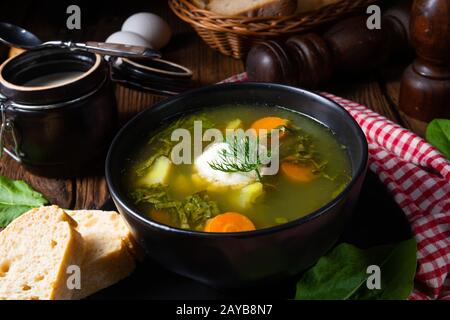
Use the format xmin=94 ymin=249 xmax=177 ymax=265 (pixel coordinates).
xmin=0 ymin=0 xmax=414 ymax=211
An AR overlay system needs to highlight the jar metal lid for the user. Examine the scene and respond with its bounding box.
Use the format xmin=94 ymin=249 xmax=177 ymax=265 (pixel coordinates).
xmin=0 ymin=48 xmax=107 ymax=106
xmin=0 ymin=75 xmax=107 ymax=110
xmin=110 ymin=56 xmax=194 ymax=96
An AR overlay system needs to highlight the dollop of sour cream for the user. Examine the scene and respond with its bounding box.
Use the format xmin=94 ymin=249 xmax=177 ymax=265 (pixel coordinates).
xmin=194 ymin=142 xmax=259 ymax=187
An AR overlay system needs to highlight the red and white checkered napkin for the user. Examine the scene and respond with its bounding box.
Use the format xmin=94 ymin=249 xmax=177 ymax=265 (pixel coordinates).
xmin=222 ymin=73 xmax=450 ymax=300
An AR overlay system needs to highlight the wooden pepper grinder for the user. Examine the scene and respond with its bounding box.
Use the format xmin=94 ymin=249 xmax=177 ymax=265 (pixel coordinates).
xmin=399 ymin=0 xmax=450 ymax=134
xmin=247 ymin=2 xmax=412 ymax=88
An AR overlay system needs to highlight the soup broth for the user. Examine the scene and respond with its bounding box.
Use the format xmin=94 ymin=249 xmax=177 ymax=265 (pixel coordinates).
xmin=123 ymin=105 xmax=352 ymax=232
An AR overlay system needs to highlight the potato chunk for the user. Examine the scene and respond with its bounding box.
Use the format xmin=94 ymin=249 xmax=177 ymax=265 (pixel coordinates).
xmin=140 ymin=156 xmax=172 ymax=186
xmin=239 ymin=182 xmax=264 ymax=209
xmin=226 ymin=118 xmax=243 ymax=130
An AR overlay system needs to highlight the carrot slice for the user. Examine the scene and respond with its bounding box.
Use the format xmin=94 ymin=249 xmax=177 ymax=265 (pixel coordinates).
xmin=250 ymin=117 xmax=288 ymax=139
xmin=281 ymin=162 xmax=316 ymax=183
xmin=204 ymin=212 xmax=256 ymax=233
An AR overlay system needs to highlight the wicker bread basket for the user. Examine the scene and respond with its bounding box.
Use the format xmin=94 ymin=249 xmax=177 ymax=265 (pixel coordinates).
xmin=169 ymin=0 xmax=378 ymax=59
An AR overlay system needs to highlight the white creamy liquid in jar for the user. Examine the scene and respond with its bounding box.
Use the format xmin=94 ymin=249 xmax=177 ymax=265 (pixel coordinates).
xmin=23 ymin=71 xmax=84 ymax=87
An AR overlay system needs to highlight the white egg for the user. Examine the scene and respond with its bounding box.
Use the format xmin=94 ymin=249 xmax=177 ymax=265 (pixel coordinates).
xmin=121 ymin=12 xmax=171 ymax=49
xmin=195 ymin=143 xmax=259 ymax=187
xmin=106 ymin=31 xmax=152 ymax=47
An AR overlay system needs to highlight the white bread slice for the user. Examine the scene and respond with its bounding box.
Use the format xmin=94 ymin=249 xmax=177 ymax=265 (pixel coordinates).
xmin=207 ymin=0 xmax=296 ymax=17
xmin=66 ymin=210 xmax=137 ymax=299
xmin=0 ymin=206 xmax=84 ymax=300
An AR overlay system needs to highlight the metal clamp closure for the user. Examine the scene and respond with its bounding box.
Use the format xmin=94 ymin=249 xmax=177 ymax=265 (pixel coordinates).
xmin=0 ymin=98 xmax=24 ymax=162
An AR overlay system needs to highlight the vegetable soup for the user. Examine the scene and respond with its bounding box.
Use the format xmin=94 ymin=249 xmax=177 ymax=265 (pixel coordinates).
xmin=123 ymin=105 xmax=351 ymax=232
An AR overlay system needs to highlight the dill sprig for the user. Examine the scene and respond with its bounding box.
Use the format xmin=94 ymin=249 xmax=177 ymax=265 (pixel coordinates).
xmin=208 ymin=136 xmax=271 ymax=181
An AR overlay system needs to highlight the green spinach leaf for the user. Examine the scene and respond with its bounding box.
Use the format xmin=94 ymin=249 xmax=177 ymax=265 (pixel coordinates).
xmin=0 ymin=176 xmax=48 ymax=227
xmin=426 ymin=119 xmax=450 ymax=159
xmin=295 ymin=243 xmax=392 ymax=300
xmin=296 ymin=239 xmax=417 ymax=300
xmin=130 ymin=184 xmax=219 ymax=230
xmin=350 ymin=239 xmax=417 ymax=300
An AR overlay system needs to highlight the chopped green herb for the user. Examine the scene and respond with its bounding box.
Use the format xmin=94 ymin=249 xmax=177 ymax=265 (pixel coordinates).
xmin=208 ymin=135 xmax=271 ymax=182
xmin=130 ymin=184 xmax=220 ymax=230
xmin=135 ymin=114 xmax=215 ymax=176
xmin=282 ymin=124 xmax=328 ymax=176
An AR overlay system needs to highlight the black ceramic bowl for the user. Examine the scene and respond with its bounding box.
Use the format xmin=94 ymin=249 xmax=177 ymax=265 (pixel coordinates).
xmin=105 ymin=83 xmax=368 ymax=288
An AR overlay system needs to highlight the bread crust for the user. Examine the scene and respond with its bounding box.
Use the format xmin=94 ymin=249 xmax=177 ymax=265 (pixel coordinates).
xmin=0 ymin=207 xmax=138 ymax=300
xmin=66 ymin=210 xmax=137 ymax=299
xmin=52 ymin=224 xmax=85 ymax=300
xmin=0 ymin=206 xmax=85 ymax=300
xmin=246 ymin=0 xmax=297 ymax=17
xmin=191 ymin=0 xmax=209 ymax=9
xmin=207 ymin=0 xmax=297 ymax=17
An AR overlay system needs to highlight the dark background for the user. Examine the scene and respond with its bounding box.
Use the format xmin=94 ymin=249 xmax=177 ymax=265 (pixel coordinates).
xmin=0 ymin=0 xmax=393 ymax=64
xmin=0 ymin=0 xmax=204 ymax=73
xmin=0 ymin=0 xmax=171 ymax=42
